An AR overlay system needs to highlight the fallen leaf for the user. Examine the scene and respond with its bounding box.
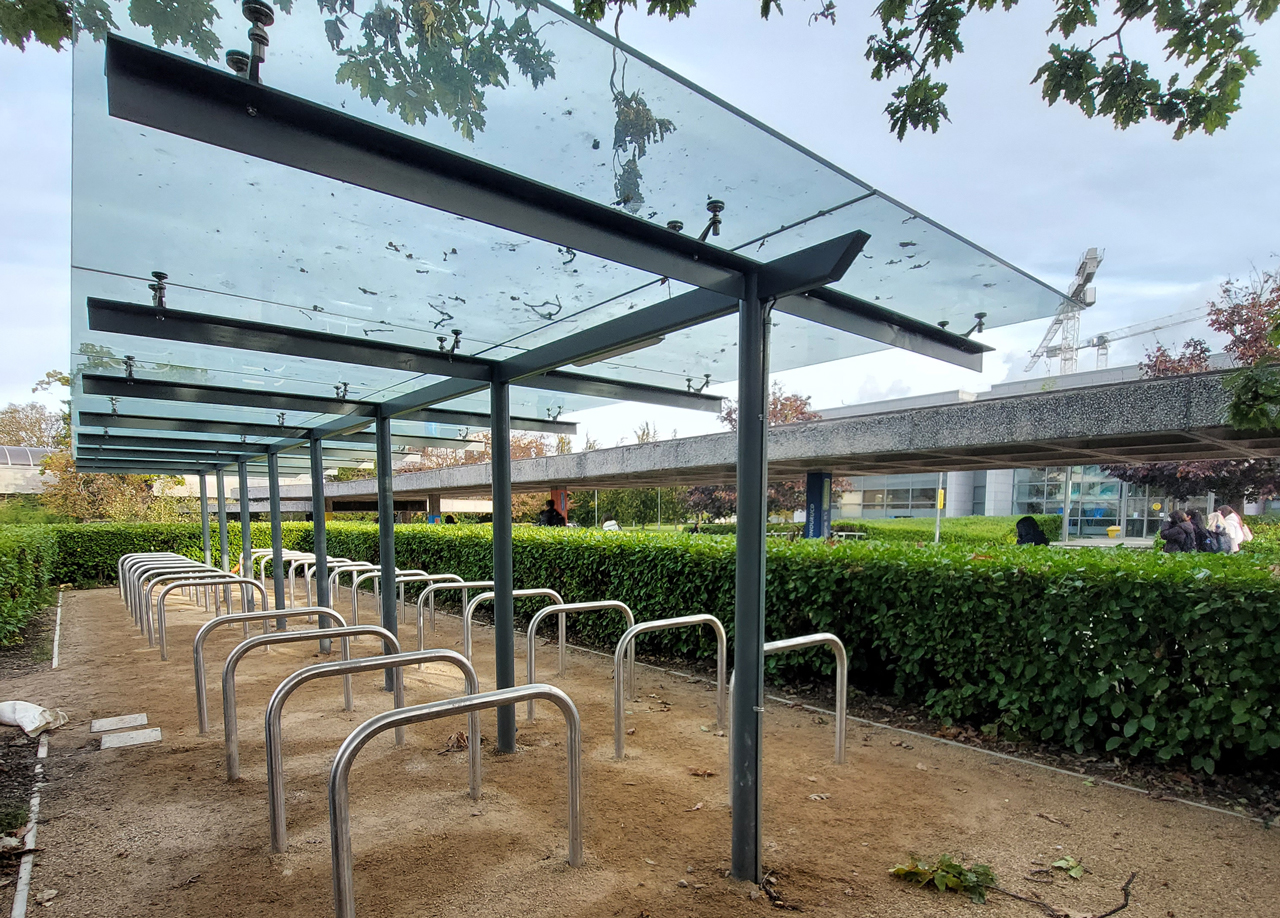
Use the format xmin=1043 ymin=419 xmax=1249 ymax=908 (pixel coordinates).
xmin=688 ymin=768 xmax=717 ymax=778
xmin=644 ymin=858 xmax=657 ymax=865
xmin=915 ymin=762 xmax=929 ymax=771
xmin=807 ymin=793 xmax=831 ymax=801
xmin=807 ymin=776 xmax=817 ymax=783
xmin=684 ymin=802 xmax=703 ymax=812
xmin=1037 ymin=813 xmax=1070 ymax=827
xmin=35 ymin=889 xmax=57 ymax=906
xmin=626 ymin=728 xmax=636 ymax=736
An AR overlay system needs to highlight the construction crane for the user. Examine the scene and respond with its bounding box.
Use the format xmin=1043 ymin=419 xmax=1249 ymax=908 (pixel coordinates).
xmin=1044 ymin=307 xmax=1208 ymax=370
xmin=1026 ymin=247 xmax=1104 ymax=374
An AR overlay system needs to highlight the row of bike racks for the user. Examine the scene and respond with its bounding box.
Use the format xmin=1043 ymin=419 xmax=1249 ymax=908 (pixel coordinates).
xmin=114 ymin=552 xmax=848 ymax=916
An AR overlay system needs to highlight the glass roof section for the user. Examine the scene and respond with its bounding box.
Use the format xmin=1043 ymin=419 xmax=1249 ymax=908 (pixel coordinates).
xmin=69 ymin=0 xmax=1073 ymax=466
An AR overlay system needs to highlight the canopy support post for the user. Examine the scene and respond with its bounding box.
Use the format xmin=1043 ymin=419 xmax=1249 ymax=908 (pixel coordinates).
xmin=375 ymin=411 xmax=398 ymax=690
xmin=199 ymin=473 xmax=211 ymax=566
xmin=731 ymin=272 xmax=768 ymax=885
xmin=216 ymin=467 xmax=230 ymax=608
xmin=311 ymin=435 xmax=332 ymax=654
xmin=267 ymin=449 xmax=287 ymax=628
xmin=237 ymin=460 xmax=254 ymax=613
xmin=491 ymin=379 xmax=516 ymax=753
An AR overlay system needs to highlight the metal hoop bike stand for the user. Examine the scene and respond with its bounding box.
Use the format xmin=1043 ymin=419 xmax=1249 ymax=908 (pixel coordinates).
xmin=728 ymin=633 xmax=848 ymax=764
xmin=155 ymin=576 xmax=267 ymax=660
xmin=462 ymin=589 xmax=563 ymax=663
xmin=415 ymin=580 xmax=493 ymax=642
xmin=614 ymin=614 xmax=727 ymax=759
xmin=526 ymin=601 xmax=636 ymax=721
xmin=119 ymin=552 xmax=184 ymax=605
xmin=132 ymin=562 xmax=214 ymax=628
xmin=390 ymin=572 xmax=462 ymax=623
xmin=329 ymin=684 xmax=583 ymax=918
xmin=144 ymin=569 xmax=254 ymax=646
xmin=222 ymin=625 xmax=400 ymax=780
xmin=126 ymin=558 xmax=205 ymax=624
xmin=327 ymin=562 xmax=378 ymax=612
xmin=266 ymin=648 xmax=481 ymax=853
xmin=193 ymin=608 xmax=349 ymax=734
xmin=304 ymin=557 xmax=352 ymax=607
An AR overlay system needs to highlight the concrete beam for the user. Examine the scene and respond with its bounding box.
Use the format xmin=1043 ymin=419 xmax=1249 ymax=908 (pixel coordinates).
xmin=238 ymin=371 xmax=1275 ymax=502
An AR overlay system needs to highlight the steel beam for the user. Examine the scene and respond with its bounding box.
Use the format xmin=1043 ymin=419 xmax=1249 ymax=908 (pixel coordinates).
xmin=104 ymin=34 xmax=746 ymax=296
xmin=79 ymin=407 xmax=573 ymax=438
xmin=525 ymin=369 xmax=722 ymax=412
xmin=375 ymin=412 xmax=398 ymax=691
xmin=88 ymin=297 xmax=493 ymax=382
xmin=76 ymin=432 xmax=290 ymax=452
xmin=77 ymin=446 xmax=263 ymax=464
xmin=491 ymin=380 xmax=516 ymax=753
xmin=76 ymin=460 xmax=216 ymax=474
xmin=731 ymin=273 xmax=768 ymax=884
xmin=237 ymin=461 xmax=255 ymax=613
xmin=82 ymin=373 xmax=374 ymax=418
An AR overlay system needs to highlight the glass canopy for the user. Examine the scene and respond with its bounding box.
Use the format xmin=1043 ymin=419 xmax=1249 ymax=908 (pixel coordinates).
xmin=69 ymin=0 xmax=1072 ymax=469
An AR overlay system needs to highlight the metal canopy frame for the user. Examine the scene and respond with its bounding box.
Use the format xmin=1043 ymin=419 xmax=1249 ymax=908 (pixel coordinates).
xmin=69 ymin=21 xmax=1075 ymax=889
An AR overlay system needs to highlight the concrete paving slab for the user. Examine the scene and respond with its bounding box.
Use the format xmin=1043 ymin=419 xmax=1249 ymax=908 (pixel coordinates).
xmin=100 ymin=728 xmax=161 ymax=749
xmin=90 ymin=714 xmax=148 ymax=733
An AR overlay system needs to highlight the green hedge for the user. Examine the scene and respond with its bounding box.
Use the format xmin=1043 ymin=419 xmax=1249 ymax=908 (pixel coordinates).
xmin=0 ymin=526 xmax=58 ymax=644
xmin=23 ymin=522 xmax=1280 ymax=770
xmin=697 ymin=515 xmax=1065 ymax=545
xmin=46 ymin=522 xmax=315 ymax=586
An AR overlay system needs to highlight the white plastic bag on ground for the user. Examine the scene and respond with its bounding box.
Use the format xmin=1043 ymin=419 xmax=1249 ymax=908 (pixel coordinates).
xmin=0 ymin=701 xmax=68 ymax=736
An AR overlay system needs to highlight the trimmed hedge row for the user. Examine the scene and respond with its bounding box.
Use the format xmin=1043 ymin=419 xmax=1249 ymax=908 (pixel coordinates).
xmin=18 ymin=522 xmax=1280 ymax=770
xmin=328 ymin=523 xmax=1279 ymax=771
xmin=0 ymin=526 xmax=59 ymax=644
xmin=47 ymin=522 xmax=314 ymax=586
xmin=698 ymin=514 xmax=1065 ymax=545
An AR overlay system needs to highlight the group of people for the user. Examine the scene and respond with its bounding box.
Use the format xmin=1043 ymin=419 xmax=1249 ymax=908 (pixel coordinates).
xmin=1159 ymin=505 xmax=1252 ymax=554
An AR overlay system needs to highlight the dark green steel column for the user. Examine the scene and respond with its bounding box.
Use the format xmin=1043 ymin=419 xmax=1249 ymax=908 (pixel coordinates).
xmin=199 ymin=473 xmax=211 ymax=566
xmin=310 ymin=435 xmax=332 ymax=654
xmin=490 ymin=379 xmax=516 ymax=752
xmin=237 ymin=460 xmax=255 ymax=614
xmin=267 ymin=449 xmax=287 ymax=629
xmin=216 ymin=468 xmax=230 ymax=609
xmin=375 ymin=412 xmax=398 ymax=690
xmin=731 ymin=273 xmax=768 ymax=884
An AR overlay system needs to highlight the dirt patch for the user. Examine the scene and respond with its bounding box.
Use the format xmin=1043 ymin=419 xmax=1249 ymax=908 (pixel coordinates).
xmin=0 ymin=588 xmax=1275 ymax=918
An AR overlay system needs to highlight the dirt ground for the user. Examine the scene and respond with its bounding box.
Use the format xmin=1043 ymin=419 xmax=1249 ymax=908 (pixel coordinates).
xmin=0 ymin=587 xmax=1275 ymax=918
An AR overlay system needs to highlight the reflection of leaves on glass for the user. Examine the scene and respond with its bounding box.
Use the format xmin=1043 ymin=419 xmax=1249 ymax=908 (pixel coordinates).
xmin=72 ymin=0 xmax=555 ymax=141
xmin=331 ymin=0 xmax=557 ymax=140
xmin=607 ymin=17 xmax=674 ymax=214
xmin=126 ymin=0 xmax=223 ymax=60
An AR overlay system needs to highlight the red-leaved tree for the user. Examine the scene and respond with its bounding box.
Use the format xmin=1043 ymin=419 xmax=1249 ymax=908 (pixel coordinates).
xmin=1104 ymin=267 xmax=1280 ymax=510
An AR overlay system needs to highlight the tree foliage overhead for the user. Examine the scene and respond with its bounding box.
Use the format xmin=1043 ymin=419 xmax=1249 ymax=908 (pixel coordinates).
xmin=574 ymin=0 xmax=1275 ymax=139
xmin=0 ymin=402 xmax=66 ymax=448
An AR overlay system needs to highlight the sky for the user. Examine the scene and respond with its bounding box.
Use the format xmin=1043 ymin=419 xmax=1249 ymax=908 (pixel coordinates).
xmin=1 ymin=2 xmax=1277 ymax=451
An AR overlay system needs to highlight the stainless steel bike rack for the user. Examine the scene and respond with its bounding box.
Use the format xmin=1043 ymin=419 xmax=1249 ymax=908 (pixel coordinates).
xmin=143 ymin=569 xmax=247 ymax=645
xmin=613 ymin=614 xmax=727 ymax=759
xmin=132 ymin=561 xmax=212 ymax=627
xmin=462 ymin=588 xmax=563 ymax=663
xmin=266 ymin=648 xmax=481 ymax=853
xmin=526 ymin=601 xmax=635 ymax=721
xmin=118 ymin=552 xmax=184 ymax=605
xmin=327 ymin=561 xmax=378 ymax=605
xmin=415 ymin=580 xmax=493 ymax=641
xmin=390 ymin=572 xmax=462 ymax=623
xmin=222 ymin=625 xmax=400 ymax=780
xmin=193 ymin=608 xmax=349 ymax=734
xmin=155 ymin=576 xmax=267 ymax=661
xmin=329 ymin=684 xmax=583 ymax=918
xmin=728 ymin=633 xmax=848 ymax=764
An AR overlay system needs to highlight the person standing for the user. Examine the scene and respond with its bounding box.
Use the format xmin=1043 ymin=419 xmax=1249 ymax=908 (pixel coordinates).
xmin=1217 ymin=505 xmax=1250 ymax=553
xmin=537 ymin=499 xmax=567 ymax=527
xmin=1186 ymin=510 xmax=1216 ymax=552
xmin=1158 ymin=510 xmax=1196 ymax=553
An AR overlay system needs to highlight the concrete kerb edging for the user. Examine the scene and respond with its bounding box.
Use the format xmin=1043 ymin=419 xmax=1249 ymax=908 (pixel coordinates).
xmin=425 ymin=600 xmax=1265 ymax=827
xmin=13 ymin=590 xmax=62 ymax=918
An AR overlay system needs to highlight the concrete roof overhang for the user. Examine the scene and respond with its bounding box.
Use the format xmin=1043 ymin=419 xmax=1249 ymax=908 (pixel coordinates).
xmin=243 ymin=370 xmax=1280 ymax=507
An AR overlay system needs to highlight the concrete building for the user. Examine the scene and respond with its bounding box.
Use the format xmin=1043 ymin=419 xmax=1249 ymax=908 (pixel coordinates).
xmin=821 ymin=358 xmax=1262 ymax=536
